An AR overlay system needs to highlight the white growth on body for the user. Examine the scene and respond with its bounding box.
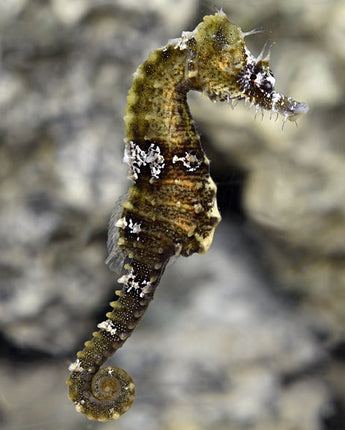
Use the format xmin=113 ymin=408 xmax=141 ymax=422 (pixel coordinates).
xmin=127 ymin=219 xmax=141 ymax=234
xmin=68 ymin=359 xmax=84 ymax=372
xmin=117 ymin=268 xmax=153 ymax=298
xmin=123 ymin=140 xmax=165 ymax=182
xmin=97 ymin=319 xmax=118 ymax=336
xmin=168 ymin=31 xmax=194 ymax=50
xmin=115 ymin=217 xmax=142 ymax=234
xmin=172 ymin=152 xmax=201 ymax=172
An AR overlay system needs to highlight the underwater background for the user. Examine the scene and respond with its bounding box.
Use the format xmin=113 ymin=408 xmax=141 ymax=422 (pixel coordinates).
xmin=0 ymin=0 xmax=344 ymax=429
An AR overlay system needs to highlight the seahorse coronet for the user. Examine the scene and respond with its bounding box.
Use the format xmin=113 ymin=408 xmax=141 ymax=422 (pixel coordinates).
xmin=67 ymin=11 xmax=308 ymax=421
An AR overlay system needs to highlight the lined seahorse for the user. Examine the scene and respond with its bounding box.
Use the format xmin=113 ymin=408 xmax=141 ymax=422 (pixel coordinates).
xmin=67 ymin=11 xmax=308 ymax=421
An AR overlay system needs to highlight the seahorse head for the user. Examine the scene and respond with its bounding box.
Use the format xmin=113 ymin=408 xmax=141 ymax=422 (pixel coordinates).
xmin=180 ymin=12 xmax=308 ymax=121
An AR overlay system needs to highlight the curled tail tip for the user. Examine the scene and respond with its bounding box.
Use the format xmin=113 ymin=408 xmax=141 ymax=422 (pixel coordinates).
xmin=67 ymin=284 xmax=150 ymax=421
xmin=67 ymin=366 xmax=135 ymax=421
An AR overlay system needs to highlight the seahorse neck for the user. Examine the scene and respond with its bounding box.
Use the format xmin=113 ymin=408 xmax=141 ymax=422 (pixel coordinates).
xmin=124 ymin=46 xmax=199 ymax=151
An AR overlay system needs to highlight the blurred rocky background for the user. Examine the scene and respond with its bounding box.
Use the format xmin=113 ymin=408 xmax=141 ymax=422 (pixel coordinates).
xmin=0 ymin=0 xmax=344 ymax=429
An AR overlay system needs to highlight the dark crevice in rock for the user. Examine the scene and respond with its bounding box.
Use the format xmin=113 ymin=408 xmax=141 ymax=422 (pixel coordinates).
xmin=214 ymin=165 xmax=247 ymax=222
xmin=200 ymin=133 xmax=248 ymax=222
xmin=280 ymin=357 xmax=329 ymax=387
xmin=0 ymin=331 xmax=54 ymax=363
xmin=321 ymin=396 xmax=345 ymax=430
xmin=330 ymin=342 xmax=345 ymax=363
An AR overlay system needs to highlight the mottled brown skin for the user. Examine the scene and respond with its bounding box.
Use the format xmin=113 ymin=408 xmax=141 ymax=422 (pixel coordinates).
xmin=67 ymin=12 xmax=308 ymax=421
xmin=67 ymin=290 xmax=142 ymax=420
xmin=124 ymin=46 xmax=221 ymax=258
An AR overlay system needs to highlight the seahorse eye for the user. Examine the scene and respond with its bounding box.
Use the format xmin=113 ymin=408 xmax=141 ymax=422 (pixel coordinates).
xmin=262 ymin=78 xmax=273 ymax=91
xmin=249 ymin=63 xmax=276 ymax=94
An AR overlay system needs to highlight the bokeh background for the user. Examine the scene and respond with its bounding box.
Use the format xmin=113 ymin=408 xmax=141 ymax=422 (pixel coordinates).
xmin=0 ymin=0 xmax=344 ymax=429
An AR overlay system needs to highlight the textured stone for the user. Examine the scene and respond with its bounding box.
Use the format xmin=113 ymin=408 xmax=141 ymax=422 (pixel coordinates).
xmin=191 ymin=0 xmax=345 ymax=340
xmin=0 ymin=0 xmax=344 ymax=429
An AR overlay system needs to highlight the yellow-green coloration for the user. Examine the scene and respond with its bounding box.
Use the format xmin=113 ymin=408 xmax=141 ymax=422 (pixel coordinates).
xmin=67 ymin=11 xmax=308 ymax=421
xmin=67 ymin=289 xmax=146 ymax=421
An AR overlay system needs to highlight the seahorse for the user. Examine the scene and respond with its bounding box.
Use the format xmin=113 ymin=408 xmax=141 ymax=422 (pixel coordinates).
xmin=67 ymin=11 xmax=308 ymax=421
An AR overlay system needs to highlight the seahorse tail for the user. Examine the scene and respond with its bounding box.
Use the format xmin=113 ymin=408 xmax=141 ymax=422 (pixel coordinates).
xmin=67 ymin=289 xmax=151 ymax=421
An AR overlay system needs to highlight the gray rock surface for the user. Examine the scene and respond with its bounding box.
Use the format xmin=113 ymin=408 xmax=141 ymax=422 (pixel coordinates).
xmin=0 ymin=0 xmax=344 ymax=429
xmin=191 ymin=0 xmax=345 ymax=341
xmin=0 ymin=224 xmax=330 ymax=430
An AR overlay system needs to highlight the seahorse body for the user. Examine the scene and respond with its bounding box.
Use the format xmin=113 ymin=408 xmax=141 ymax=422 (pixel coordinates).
xmin=67 ymin=11 xmax=308 ymax=421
